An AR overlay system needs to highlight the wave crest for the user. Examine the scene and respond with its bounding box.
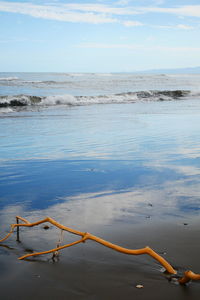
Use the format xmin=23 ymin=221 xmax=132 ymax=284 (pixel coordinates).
xmin=0 ymin=90 xmax=194 ymax=110
xmin=0 ymin=95 xmax=41 ymax=107
xmin=0 ymin=77 xmax=19 ymax=81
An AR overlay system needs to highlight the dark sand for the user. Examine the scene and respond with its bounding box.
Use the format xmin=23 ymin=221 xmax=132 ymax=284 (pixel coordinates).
xmin=0 ymin=217 xmax=200 ymax=300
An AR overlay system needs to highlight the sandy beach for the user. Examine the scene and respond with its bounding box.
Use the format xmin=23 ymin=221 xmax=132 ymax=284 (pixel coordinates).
xmin=0 ymin=213 xmax=200 ymax=299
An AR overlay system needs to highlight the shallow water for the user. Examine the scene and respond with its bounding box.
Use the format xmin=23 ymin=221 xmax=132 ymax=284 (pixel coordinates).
xmin=1 ymin=99 xmax=200 ymax=161
xmin=1 ymin=100 xmax=200 ymax=217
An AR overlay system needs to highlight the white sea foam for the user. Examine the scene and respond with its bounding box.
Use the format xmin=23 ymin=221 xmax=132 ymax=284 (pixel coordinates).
xmin=0 ymin=107 xmax=14 ymax=113
xmin=189 ymin=90 xmax=200 ymax=97
xmin=35 ymin=90 xmax=194 ymax=106
xmin=40 ymin=94 xmax=77 ymax=106
xmin=95 ymin=73 xmax=113 ymax=76
xmin=0 ymin=77 xmax=19 ymax=81
xmin=69 ymin=73 xmax=85 ymax=77
xmin=41 ymin=93 xmax=139 ymax=106
xmin=0 ymin=95 xmax=32 ymax=105
xmin=0 ymin=90 xmax=197 ymax=109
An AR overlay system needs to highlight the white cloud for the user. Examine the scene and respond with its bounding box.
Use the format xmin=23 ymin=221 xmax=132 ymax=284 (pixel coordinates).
xmin=63 ymin=3 xmax=139 ymax=15
xmin=115 ymin=0 xmax=131 ymax=5
xmin=0 ymin=1 xmax=118 ymax=24
xmin=78 ymin=42 xmax=141 ymax=49
xmin=155 ymin=24 xmax=194 ymax=30
xmin=145 ymin=5 xmax=200 ymax=18
xmin=47 ymin=3 xmax=200 ymax=19
xmin=177 ymin=24 xmax=194 ymax=30
xmin=79 ymin=42 xmax=200 ymax=52
xmin=123 ymin=20 xmax=144 ymax=27
xmin=153 ymin=0 xmax=165 ymax=5
xmin=155 ymin=46 xmax=200 ymax=52
xmin=65 ymin=3 xmax=200 ymax=19
xmin=0 ymin=1 xmax=200 ymax=27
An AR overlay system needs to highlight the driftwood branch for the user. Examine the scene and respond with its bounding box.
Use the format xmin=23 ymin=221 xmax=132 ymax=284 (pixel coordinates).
xmin=0 ymin=216 xmax=200 ymax=285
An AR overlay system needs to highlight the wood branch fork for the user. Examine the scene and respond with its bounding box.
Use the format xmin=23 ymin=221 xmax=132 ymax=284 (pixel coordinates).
xmin=0 ymin=216 xmax=200 ymax=285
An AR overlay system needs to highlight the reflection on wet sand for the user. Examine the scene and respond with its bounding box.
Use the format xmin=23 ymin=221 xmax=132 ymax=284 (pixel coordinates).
xmin=1 ymin=183 xmax=200 ymax=299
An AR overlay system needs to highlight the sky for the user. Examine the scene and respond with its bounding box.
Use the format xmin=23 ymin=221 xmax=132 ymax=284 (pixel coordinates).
xmin=0 ymin=0 xmax=200 ymax=72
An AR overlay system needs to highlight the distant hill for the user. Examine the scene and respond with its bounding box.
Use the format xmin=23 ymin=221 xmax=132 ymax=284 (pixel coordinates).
xmin=134 ymin=66 xmax=200 ymax=74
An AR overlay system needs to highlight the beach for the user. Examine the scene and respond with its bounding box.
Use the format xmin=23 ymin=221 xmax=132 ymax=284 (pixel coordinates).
xmin=0 ymin=73 xmax=200 ymax=299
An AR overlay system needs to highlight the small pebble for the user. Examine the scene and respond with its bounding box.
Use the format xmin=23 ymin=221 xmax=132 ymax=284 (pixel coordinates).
xmin=43 ymin=225 xmax=50 ymax=230
xmin=159 ymin=251 xmax=167 ymax=255
xmin=25 ymin=248 xmax=34 ymax=253
xmin=136 ymin=284 xmax=144 ymax=289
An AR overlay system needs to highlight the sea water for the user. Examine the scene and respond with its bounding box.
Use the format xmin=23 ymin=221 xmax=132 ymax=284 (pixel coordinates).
xmin=0 ymin=72 xmax=200 ymax=227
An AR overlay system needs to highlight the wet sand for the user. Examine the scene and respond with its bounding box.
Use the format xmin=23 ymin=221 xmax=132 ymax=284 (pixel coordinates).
xmin=0 ymin=211 xmax=200 ymax=300
xmin=0 ymin=158 xmax=200 ymax=299
xmin=0 ymin=155 xmax=200 ymax=299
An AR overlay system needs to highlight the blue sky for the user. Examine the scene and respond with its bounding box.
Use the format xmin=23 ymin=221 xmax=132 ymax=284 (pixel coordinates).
xmin=0 ymin=0 xmax=200 ymax=72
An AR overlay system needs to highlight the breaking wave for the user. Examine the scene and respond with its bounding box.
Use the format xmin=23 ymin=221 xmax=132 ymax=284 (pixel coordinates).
xmin=0 ymin=77 xmax=19 ymax=81
xmin=0 ymin=107 xmax=14 ymax=113
xmin=0 ymin=90 xmax=198 ymax=111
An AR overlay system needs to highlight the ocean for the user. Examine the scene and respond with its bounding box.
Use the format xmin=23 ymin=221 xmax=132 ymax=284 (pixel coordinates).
xmin=1 ymin=72 xmax=200 ymax=109
xmin=0 ymin=72 xmax=200 ymax=299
